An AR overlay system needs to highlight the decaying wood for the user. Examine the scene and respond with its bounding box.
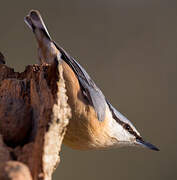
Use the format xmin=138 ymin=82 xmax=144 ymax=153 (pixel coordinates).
xmin=0 ymin=57 xmax=71 ymax=180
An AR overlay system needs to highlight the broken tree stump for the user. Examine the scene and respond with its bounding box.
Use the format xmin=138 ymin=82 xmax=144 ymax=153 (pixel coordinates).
xmin=0 ymin=59 xmax=71 ymax=180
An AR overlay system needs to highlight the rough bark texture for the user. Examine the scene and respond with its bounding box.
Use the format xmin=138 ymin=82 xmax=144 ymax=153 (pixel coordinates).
xmin=0 ymin=59 xmax=71 ymax=180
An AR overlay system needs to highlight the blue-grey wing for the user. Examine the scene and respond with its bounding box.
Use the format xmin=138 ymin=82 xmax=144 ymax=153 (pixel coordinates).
xmin=54 ymin=42 xmax=106 ymax=121
xmin=78 ymin=76 xmax=106 ymax=121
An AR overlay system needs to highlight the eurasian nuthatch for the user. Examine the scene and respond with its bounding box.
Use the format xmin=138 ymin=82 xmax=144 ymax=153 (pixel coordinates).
xmin=24 ymin=10 xmax=159 ymax=151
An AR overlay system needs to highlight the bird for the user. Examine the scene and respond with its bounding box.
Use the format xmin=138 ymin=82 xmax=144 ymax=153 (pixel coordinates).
xmin=24 ymin=10 xmax=159 ymax=151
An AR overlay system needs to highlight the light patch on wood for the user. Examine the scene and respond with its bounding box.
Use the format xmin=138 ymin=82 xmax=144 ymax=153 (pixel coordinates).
xmin=43 ymin=64 xmax=71 ymax=180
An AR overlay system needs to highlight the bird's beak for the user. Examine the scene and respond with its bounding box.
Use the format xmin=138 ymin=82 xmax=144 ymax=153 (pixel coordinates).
xmin=136 ymin=138 xmax=159 ymax=151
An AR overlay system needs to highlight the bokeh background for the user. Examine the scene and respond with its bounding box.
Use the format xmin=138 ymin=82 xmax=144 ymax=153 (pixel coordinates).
xmin=0 ymin=0 xmax=177 ymax=180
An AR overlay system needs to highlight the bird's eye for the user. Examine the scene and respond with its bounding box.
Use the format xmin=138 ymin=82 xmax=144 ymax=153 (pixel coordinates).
xmin=124 ymin=124 xmax=130 ymax=130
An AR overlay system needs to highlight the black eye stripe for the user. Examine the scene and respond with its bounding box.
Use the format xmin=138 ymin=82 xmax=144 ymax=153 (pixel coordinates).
xmin=124 ymin=124 xmax=130 ymax=130
xmin=123 ymin=124 xmax=134 ymax=134
xmin=107 ymin=102 xmax=142 ymax=140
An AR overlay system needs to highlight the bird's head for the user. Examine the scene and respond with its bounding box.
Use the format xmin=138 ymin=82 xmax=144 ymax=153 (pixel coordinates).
xmin=107 ymin=102 xmax=159 ymax=151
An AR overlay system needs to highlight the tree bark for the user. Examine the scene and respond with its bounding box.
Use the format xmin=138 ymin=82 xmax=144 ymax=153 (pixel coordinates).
xmin=0 ymin=58 xmax=71 ymax=180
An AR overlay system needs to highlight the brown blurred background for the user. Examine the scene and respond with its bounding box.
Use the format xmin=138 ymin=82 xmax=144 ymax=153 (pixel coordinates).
xmin=0 ymin=0 xmax=176 ymax=179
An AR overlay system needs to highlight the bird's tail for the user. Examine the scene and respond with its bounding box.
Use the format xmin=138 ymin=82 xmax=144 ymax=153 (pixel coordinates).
xmin=24 ymin=10 xmax=51 ymax=40
xmin=24 ymin=10 xmax=60 ymax=64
